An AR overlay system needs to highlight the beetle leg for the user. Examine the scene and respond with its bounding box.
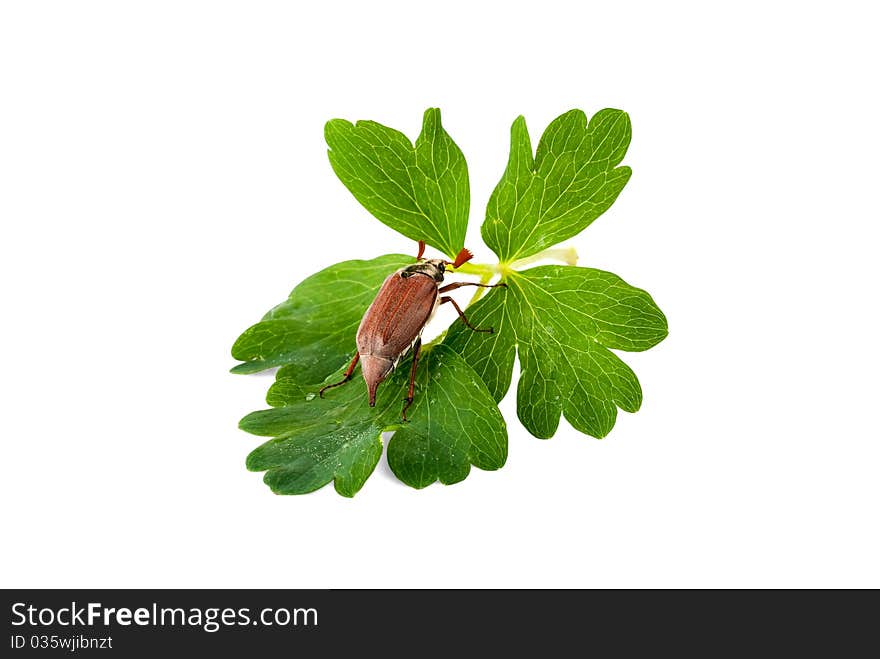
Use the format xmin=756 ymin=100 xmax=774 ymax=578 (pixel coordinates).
xmin=401 ymin=338 xmax=422 ymax=422
xmin=440 ymin=296 xmax=494 ymax=333
xmin=438 ymin=281 xmax=508 ymax=294
xmin=318 ymin=353 xmax=360 ymax=398
xmin=416 ymin=240 xmax=426 ymax=260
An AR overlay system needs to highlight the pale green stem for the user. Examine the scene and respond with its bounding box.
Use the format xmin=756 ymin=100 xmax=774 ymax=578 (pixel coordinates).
xmin=451 ymin=245 xmax=578 ymax=279
xmin=448 ymin=245 xmax=579 ymax=308
xmin=509 ymin=246 xmax=579 ymax=269
xmin=452 ymin=262 xmax=496 ymax=277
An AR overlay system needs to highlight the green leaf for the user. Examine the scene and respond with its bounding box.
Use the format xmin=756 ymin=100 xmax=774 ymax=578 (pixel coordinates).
xmin=444 ymin=265 xmax=667 ymax=439
xmin=482 ymin=109 xmax=632 ymax=262
xmin=231 ymin=254 xmax=411 ymax=377
xmin=438 ymin=284 xmax=516 ymax=402
xmin=242 ymin=345 xmax=507 ymax=496
xmin=325 ymin=108 xmax=469 ymax=259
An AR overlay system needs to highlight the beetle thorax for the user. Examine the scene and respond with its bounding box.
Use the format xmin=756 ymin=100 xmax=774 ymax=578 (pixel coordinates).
xmin=400 ymin=258 xmax=446 ymax=282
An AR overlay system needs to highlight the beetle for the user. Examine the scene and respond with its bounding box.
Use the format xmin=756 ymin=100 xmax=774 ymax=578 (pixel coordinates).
xmin=319 ymin=241 xmax=506 ymax=421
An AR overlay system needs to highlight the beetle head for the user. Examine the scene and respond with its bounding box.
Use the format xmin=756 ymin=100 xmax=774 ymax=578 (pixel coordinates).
xmin=402 ymin=258 xmax=446 ymax=282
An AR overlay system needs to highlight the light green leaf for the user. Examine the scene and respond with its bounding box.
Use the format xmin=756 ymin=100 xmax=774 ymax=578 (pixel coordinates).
xmin=444 ymin=265 xmax=667 ymax=438
xmin=482 ymin=109 xmax=632 ymax=262
xmin=325 ymin=108 xmax=469 ymax=258
xmin=243 ymin=345 xmax=507 ymax=496
xmin=230 ymin=254 xmax=411 ymax=377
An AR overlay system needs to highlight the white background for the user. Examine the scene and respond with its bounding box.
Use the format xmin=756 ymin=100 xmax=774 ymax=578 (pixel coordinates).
xmin=2 ymin=1 xmax=878 ymax=588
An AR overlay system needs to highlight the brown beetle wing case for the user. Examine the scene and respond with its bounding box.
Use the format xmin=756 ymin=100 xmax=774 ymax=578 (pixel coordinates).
xmin=356 ymin=272 xmax=438 ymax=362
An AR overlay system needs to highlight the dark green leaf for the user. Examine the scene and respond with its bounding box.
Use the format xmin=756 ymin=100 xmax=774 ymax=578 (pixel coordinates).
xmin=438 ymin=284 xmax=516 ymax=402
xmin=325 ymin=108 xmax=469 ymax=258
xmin=444 ymin=265 xmax=667 ymax=438
xmin=242 ymin=345 xmax=507 ymax=496
xmin=231 ymin=254 xmax=411 ymax=377
xmin=482 ymin=109 xmax=632 ymax=262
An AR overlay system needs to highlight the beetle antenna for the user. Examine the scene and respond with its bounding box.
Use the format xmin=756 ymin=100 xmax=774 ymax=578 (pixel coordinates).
xmin=416 ymin=240 xmax=426 ymax=260
xmin=448 ymin=248 xmax=473 ymax=269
